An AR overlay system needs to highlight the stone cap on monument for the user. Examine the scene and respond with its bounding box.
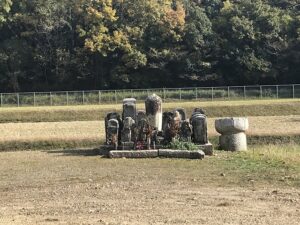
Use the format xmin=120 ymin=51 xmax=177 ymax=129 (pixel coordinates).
xmin=123 ymin=98 xmax=137 ymax=104
xmin=215 ymin=117 xmax=249 ymax=134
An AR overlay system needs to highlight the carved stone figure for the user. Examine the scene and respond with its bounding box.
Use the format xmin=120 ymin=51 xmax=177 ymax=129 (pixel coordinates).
xmin=145 ymin=94 xmax=162 ymax=131
xmin=121 ymin=117 xmax=135 ymax=142
xmin=164 ymin=111 xmax=181 ymax=143
xmin=175 ymin=108 xmax=186 ymax=121
xmin=105 ymin=112 xmax=122 ymax=144
xmin=162 ymin=111 xmax=173 ymax=136
xmin=180 ymin=121 xmax=192 ymax=142
xmin=107 ymin=119 xmax=119 ymax=150
xmin=136 ymin=110 xmax=147 ymax=124
xmin=190 ymin=112 xmax=208 ymax=144
xmin=122 ymin=98 xmax=137 ymax=121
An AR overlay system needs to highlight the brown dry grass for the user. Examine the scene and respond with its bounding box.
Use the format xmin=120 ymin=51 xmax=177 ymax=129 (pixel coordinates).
xmin=0 ymin=99 xmax=299 ymax=123
xmin=0 ymin=116 xmax=299 ymax=143
xmin=1 ymin=99 xmax=299 ymax=112
xmin=0 ymin=150 xmax=299 ymax=225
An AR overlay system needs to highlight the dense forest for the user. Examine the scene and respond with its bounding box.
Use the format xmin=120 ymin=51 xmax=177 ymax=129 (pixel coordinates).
xmin=0 ymin=0 xmax=299 ymax=92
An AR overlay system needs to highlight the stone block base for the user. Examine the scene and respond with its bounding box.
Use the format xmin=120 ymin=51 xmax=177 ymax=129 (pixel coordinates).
xmin=197 ymin=142 xmax=213 ymax=156
xmin=219 ymin=132 xmax=247 ymax=151
xmin=121 ymin=142 xmax=134 ymax=150
xmin=109 ymin=150 xmax=159 ymax=159
xmin=159 ymin=150 xmax=205 ymax=159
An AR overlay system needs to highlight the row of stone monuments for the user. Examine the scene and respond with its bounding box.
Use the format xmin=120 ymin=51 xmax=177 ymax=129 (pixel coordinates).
xmin=105 ymin=94 xmax=212 ymax=154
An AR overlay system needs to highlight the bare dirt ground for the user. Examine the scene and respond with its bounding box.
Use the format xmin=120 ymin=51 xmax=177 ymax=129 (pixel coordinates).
xmin=0 ymin=151 xmax=299 ymax=225
xmin=0 ymin=115 xmax=299 ymax=143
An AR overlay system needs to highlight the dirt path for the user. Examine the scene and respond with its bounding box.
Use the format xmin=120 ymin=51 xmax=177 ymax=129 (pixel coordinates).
xmin=0 ymin=151 xmax=299 ymax=225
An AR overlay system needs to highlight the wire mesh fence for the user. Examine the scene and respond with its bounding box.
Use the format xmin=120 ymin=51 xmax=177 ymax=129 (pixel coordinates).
xmin=0 ymin=84 xmax=299 ymax=107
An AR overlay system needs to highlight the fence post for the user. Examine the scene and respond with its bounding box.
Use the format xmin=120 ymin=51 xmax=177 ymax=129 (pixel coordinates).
xmin=131 ymin=89 xmax=133 ymax=98
xmin=163 ymin=88 xmax=166 ymax=102
xmin=211 ymin=87 xmax=214 ymax=101
xmin=179 ymin=88 xmax=182 ymax=101
xmin=115 ymin=90 xmax=117 ymax=104
xmin=292 ymin=85 xmax=295 ymax=99
xmin=66 ymin=91 xmax=69 ymax=105
xmin=50 ymin=92 xmax=53 ymax=106
xmin=243 ymin=86 xmax=246 ymax=99
xmin=99 ymin=91 xmax=101 ymax=104
xmin=17 ymin=93 xmax=20 ymax=107
xmin=276 ymin=85 xmax=279 ymax=99
xmin=0 ymin=93 xmax=2 ymax=107
xmin=147 ymin=89 xmax=149 ymax=96
xmin=260 ymin=86 xmax=262 ymax=99
xmin=33 ymin=92 xmax=36 ymax=106
xmin=82 ymin=91 xmax=85 ymax=105
xmin=227 ymin=86 xmax=230 ymax=99
xmin=195 ymin=88 xmax=198 ymax=100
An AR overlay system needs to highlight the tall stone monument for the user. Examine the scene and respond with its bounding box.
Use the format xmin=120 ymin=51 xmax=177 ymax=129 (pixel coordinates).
xmin=145 ymin=94 xmax=162 ymax=131
xmin=107 ymin=119 xmax=119 ymax=150
xmin=190 ymin=110 xmax=208 ymax=144
xmin=122 ymin=98 xmax=137 ymax=121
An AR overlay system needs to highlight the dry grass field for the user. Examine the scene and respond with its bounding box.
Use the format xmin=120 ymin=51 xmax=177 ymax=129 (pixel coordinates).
xmin=0 ymin=99 xmax=299 ymax=123
xmin=0 ymin=116 xmax=299 ymax=144
xmin=0 ymin=148 xmax=299 ymax=225
xmin=0 ymin=99 xmax=300 ymax=224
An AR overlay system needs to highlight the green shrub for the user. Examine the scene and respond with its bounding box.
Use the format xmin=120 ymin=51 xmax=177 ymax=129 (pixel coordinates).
xmin=167 ymin=140 xmax=199 ymax=151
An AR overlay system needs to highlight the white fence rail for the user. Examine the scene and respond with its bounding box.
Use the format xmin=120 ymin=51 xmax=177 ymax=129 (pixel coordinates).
xmin=0 ymin=84 xmax=299 ymax=107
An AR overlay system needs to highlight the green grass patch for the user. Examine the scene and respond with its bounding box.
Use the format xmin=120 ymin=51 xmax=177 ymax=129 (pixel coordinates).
xmin=0 ymin=139 xmax=102 ymax=152
xmin=1 ymin=135 xmax=300 ymax=153
xmin=218 ymin=145 xmax=300 ymax=187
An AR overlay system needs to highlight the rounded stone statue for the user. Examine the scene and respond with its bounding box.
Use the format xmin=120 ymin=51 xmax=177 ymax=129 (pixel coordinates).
xmin=215 ymin=117 xmax=249 ymax=151
xmin=145 ymin=94 xmax=162 ymax=131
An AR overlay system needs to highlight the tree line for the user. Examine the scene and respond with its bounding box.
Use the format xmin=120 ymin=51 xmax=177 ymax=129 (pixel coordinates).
xmin=0 ymin=0 xmax=299 ymax=92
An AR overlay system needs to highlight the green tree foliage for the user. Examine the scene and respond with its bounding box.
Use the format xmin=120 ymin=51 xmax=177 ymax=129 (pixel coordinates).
xmin=0 ymin=0 xmax=299 ymax=92
xmin=0 ymin=0 xmax=12 ymax=24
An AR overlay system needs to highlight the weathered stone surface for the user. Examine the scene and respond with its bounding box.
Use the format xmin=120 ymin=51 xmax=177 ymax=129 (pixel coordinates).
xmin=109 ymin=150 xmax=159 ymax=159
xmin=163 ymin=111 xmax=181 ymax=143
xmin=105 ymin=112 xmax=122 ymax=144
xmin=175 ymin=108 xmax=186 ymax=121
xmin=192 ymin=108 xmax=206 ymax=116
xmin=159 ymin=150 xmax=205 ymax=159
xmin=121 ymin=117 xmax=135 ymax=142
xmin=145 ymin=94 xmax=162 ymax=131
xmin=219 ymin=133 xmax=247 ymax=151
xmin=215 ymin=117 xmax=249 ymax=151
xmin=179 ymin=121 xmax=192 ymax=142
xmin=136 ymin=110 xmax=146 ymax=124
xmin=122 ymin=98 xmax=137 ymax=121
xmin=190 ymin=113 xmax=208 ymax=144
xmin=106 ymin=119 xmax=119 ymax=150
xmin=197 ymin=142 xmax=213 ymax=156
xmin=215 ymin=117 xmax=249 ymax=134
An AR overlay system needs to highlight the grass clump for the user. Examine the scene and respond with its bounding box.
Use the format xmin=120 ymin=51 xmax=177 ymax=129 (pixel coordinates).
xmin=219 ymin=144 xmax=300 ymax=187
xmin=167 ymin=140 xmax=199 ymax=151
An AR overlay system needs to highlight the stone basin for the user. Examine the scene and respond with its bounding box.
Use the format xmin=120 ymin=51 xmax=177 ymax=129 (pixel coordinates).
xmin=215 ymin=117 xmax=249 ymax=134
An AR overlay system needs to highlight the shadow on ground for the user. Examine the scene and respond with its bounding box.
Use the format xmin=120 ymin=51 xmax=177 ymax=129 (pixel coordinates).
xmin=45 ymin=148 xmax=109 ymax=157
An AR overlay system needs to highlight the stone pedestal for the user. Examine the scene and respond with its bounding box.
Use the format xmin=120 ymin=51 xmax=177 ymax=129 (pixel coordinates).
xmin=215 ymin=117 xmax=249 ymax=151
xmin=145 ymin=94 xmax=162 ymax=131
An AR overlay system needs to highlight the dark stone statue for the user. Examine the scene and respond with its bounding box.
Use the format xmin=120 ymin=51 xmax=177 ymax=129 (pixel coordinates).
xmin=190 ymin=111 xmax=208 ymax=144
xmin=107 ymin=119 xmax=119 ymax=150
xmin=105 ymin=112 xmax=122 ymax=144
